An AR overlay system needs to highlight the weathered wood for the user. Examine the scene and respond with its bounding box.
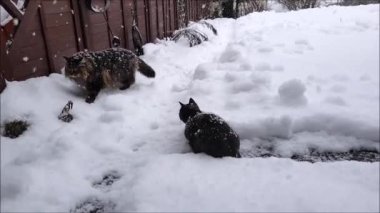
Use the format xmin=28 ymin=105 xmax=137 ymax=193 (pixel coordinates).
xmin=39 ymin=0 xmax=79 ymax=73
xmin=12 ymin=57 xmax=49 ymax=79
xmin=107 ymin=0 xmax=125 ymax=47
xmin=147 ymin=0 xmax=157 ymax=41
xmin=70 ymin=0 xmax=85 ymax=51
xmin=156 ymin=0 xmax=164 ymax=39
xmin=77 ymin=0 xmax=93 ymax=50
xmin=1 ymin=0 xmax=213 ymax=93
xmin=122 ymin=0 xmax=133 ymax=50
xmin=38 ymin=6 xmax=54 ymax=73
xmin=136 ymin=0 xmax=148 ymax=43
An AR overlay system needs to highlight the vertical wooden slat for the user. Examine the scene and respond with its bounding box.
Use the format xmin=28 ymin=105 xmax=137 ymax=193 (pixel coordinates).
xmin=70 ymin=0 xmax=84 ymax=51
xmin=120 ymin=0 xmax=128 ymax=48
xmin=105 ymin=5 xmax=112 ymax=47
xmin=144 ymin=0 xmax=150 ymax=42
xmin=37 ymin=5 xmax=54 ymax=74
xmin=107 ymin=0 xmax=126 ymax=48
xmin=168 ymin=0 xmax=172 ymax=31
xmin=77 ymin=0 xmax=92 ymax=49
xmin=163 ymin=0 xmax=167 ymax=37
xmin=147 ymin=0 xmax=158 ymax=42
xmin=196 ymin=0 xmax=199 ymax=21
xmin=172 ymin=0 xmax=177 ymax=31
xmin=123 ymin=0 xmax=135 ymax=50
xmin=157 ymin=0 xmax=164 ymax=39
xmin=136 ymin=0 xmax=148 ymax=43
xmin=169 ymin=0 xmax=175 ymax=32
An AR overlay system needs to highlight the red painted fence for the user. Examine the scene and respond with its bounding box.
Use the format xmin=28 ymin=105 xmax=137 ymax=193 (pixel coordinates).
xmin=0 ymin=0 xmax=211 ymax=92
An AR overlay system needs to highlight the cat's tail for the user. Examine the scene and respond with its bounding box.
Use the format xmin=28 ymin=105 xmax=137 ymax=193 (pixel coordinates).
xmin=137 ymin=58 xmax=155 ymax=78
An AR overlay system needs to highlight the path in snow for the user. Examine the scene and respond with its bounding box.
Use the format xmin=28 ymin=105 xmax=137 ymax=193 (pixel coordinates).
xmin=1 ymin=5 xmax=379 ymax=213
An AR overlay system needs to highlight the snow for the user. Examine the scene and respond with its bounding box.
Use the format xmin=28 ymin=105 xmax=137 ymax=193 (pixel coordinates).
xmin=1 ymin=4 xmax=379 ymax=212
xmin=278 ymin=79 xmax=308 ymax=106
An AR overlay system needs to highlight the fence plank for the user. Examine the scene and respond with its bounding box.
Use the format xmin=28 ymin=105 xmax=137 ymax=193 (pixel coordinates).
xmin=157 ymin=0 xmax=164 ymax=39
xmin=1 ymin=0 xmax=210 ymax=90
xmin=136 ymin=0 xmax=148 ymax=43
xmin=122 ymin=0 xmax=135 ymax=50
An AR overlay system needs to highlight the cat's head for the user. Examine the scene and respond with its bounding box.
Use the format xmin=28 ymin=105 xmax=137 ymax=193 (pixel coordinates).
xmin=63 ymin=55 xmax=90 ymax=79
xmin=179 ymin=98 xmax=202 ymax=123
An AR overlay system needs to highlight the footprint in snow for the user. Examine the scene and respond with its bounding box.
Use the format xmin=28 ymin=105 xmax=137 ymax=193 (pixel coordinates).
xmin=257 ymin=46 xmax=274 ymax=53
xmin=149 ymin=122 xmax=159 ymax=130
xmin=92 ymin=171 xmax=121 ymax=190
xmin=324 ymin=96 xmax=347 ymax=106
xmin=293 ymin=39 xmax=314 ymax=52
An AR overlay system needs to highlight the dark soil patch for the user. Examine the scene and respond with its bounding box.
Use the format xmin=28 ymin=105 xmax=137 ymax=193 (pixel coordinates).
xmin=2 ymin=120 xmax=29 ymax=139
xmin=291 ymin=149 xmax=380 ymax=163
xmin=70 ymin=198 xmax=115 ymax=213
xmin=241 ymin=146 xmax=380 ymax=163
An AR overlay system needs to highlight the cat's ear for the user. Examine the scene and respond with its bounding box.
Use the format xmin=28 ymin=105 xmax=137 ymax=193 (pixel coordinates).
xmin=189 ymin=98 xmax=196 ymax=104
xmin=63 ymin=56 xmax=70 ymax=61
xmin=179 ymin=102 xmax=185 ymax=107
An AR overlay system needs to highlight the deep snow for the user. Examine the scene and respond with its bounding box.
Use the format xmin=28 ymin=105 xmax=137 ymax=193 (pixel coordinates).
xmin=1 ymin=4 xmax=379 ymax=212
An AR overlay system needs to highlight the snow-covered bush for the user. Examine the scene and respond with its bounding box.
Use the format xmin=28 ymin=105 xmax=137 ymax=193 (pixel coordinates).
xmin=172 ymin=21 xmax=217 ymax=47
xmin=337 ymin=0 xmax=379 ymax=5
xmin=172 ymin=29 xmax=208 ymax=47
xmin=278 ymin=0 xmax=319 ymax=10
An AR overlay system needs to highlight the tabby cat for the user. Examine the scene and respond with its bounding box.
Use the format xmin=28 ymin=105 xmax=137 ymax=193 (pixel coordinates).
xmin=64 ymin=48 xmax=155 ymax=103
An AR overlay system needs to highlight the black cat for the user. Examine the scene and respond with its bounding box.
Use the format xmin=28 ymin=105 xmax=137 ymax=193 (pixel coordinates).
xmin=179 ymin=98 xmax=241 ymax=158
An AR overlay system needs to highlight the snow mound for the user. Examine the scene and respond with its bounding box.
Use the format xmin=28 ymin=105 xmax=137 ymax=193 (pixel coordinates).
xmin=219 ymin=44 xmax=242 ymax=63
xmin=278 ymin=79 xmax=308 ymax=106
xmin=294 ymin=114 xmax=380 ymax=142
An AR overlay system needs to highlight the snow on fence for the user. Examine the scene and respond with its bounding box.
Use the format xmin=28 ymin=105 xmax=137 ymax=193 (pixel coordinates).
xmin=0 ymin=0 xmax=210 ymax=92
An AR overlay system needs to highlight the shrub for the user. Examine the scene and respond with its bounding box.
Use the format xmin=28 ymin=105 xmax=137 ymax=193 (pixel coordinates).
xmin=172 ymin=21 xmax=217 ymax=47
xmin=172 ymin=29 xmax=208 ymax=47
xmin=278 ymin=0 xmax=319 ymax=10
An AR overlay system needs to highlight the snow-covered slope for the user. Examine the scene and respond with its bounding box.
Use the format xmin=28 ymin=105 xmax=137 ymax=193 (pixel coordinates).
xmin=1 ymin=5 xmax=379 ymax=212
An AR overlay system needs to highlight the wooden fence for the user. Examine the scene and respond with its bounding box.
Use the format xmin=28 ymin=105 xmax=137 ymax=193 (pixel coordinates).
xmin=0 ymin=0 xmax=210 ymax=92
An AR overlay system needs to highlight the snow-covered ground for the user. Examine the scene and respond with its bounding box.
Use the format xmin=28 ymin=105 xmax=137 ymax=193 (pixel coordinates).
xmin=1 ymin=4 xmax=379 ymax=212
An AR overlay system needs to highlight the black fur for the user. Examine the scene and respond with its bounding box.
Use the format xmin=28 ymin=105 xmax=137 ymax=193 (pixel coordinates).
xmin=179 ymin=98 xmax=241 ymax=158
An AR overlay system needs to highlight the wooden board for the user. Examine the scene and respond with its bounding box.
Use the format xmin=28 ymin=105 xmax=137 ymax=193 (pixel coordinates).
xmin=1 ymin=0 xmax=203 ymax=91
xmin=122 ymin=0 xmax=135 ymax=50
xmin=148 ymin=0 xmax=158 ymax=41
xmin=136 ymin=0 xmax=148 ymax=43
xmin=157 ymin=0 xmax=164 ymax=38
xmin=39 ymin=0 xmax=79 ymax=72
